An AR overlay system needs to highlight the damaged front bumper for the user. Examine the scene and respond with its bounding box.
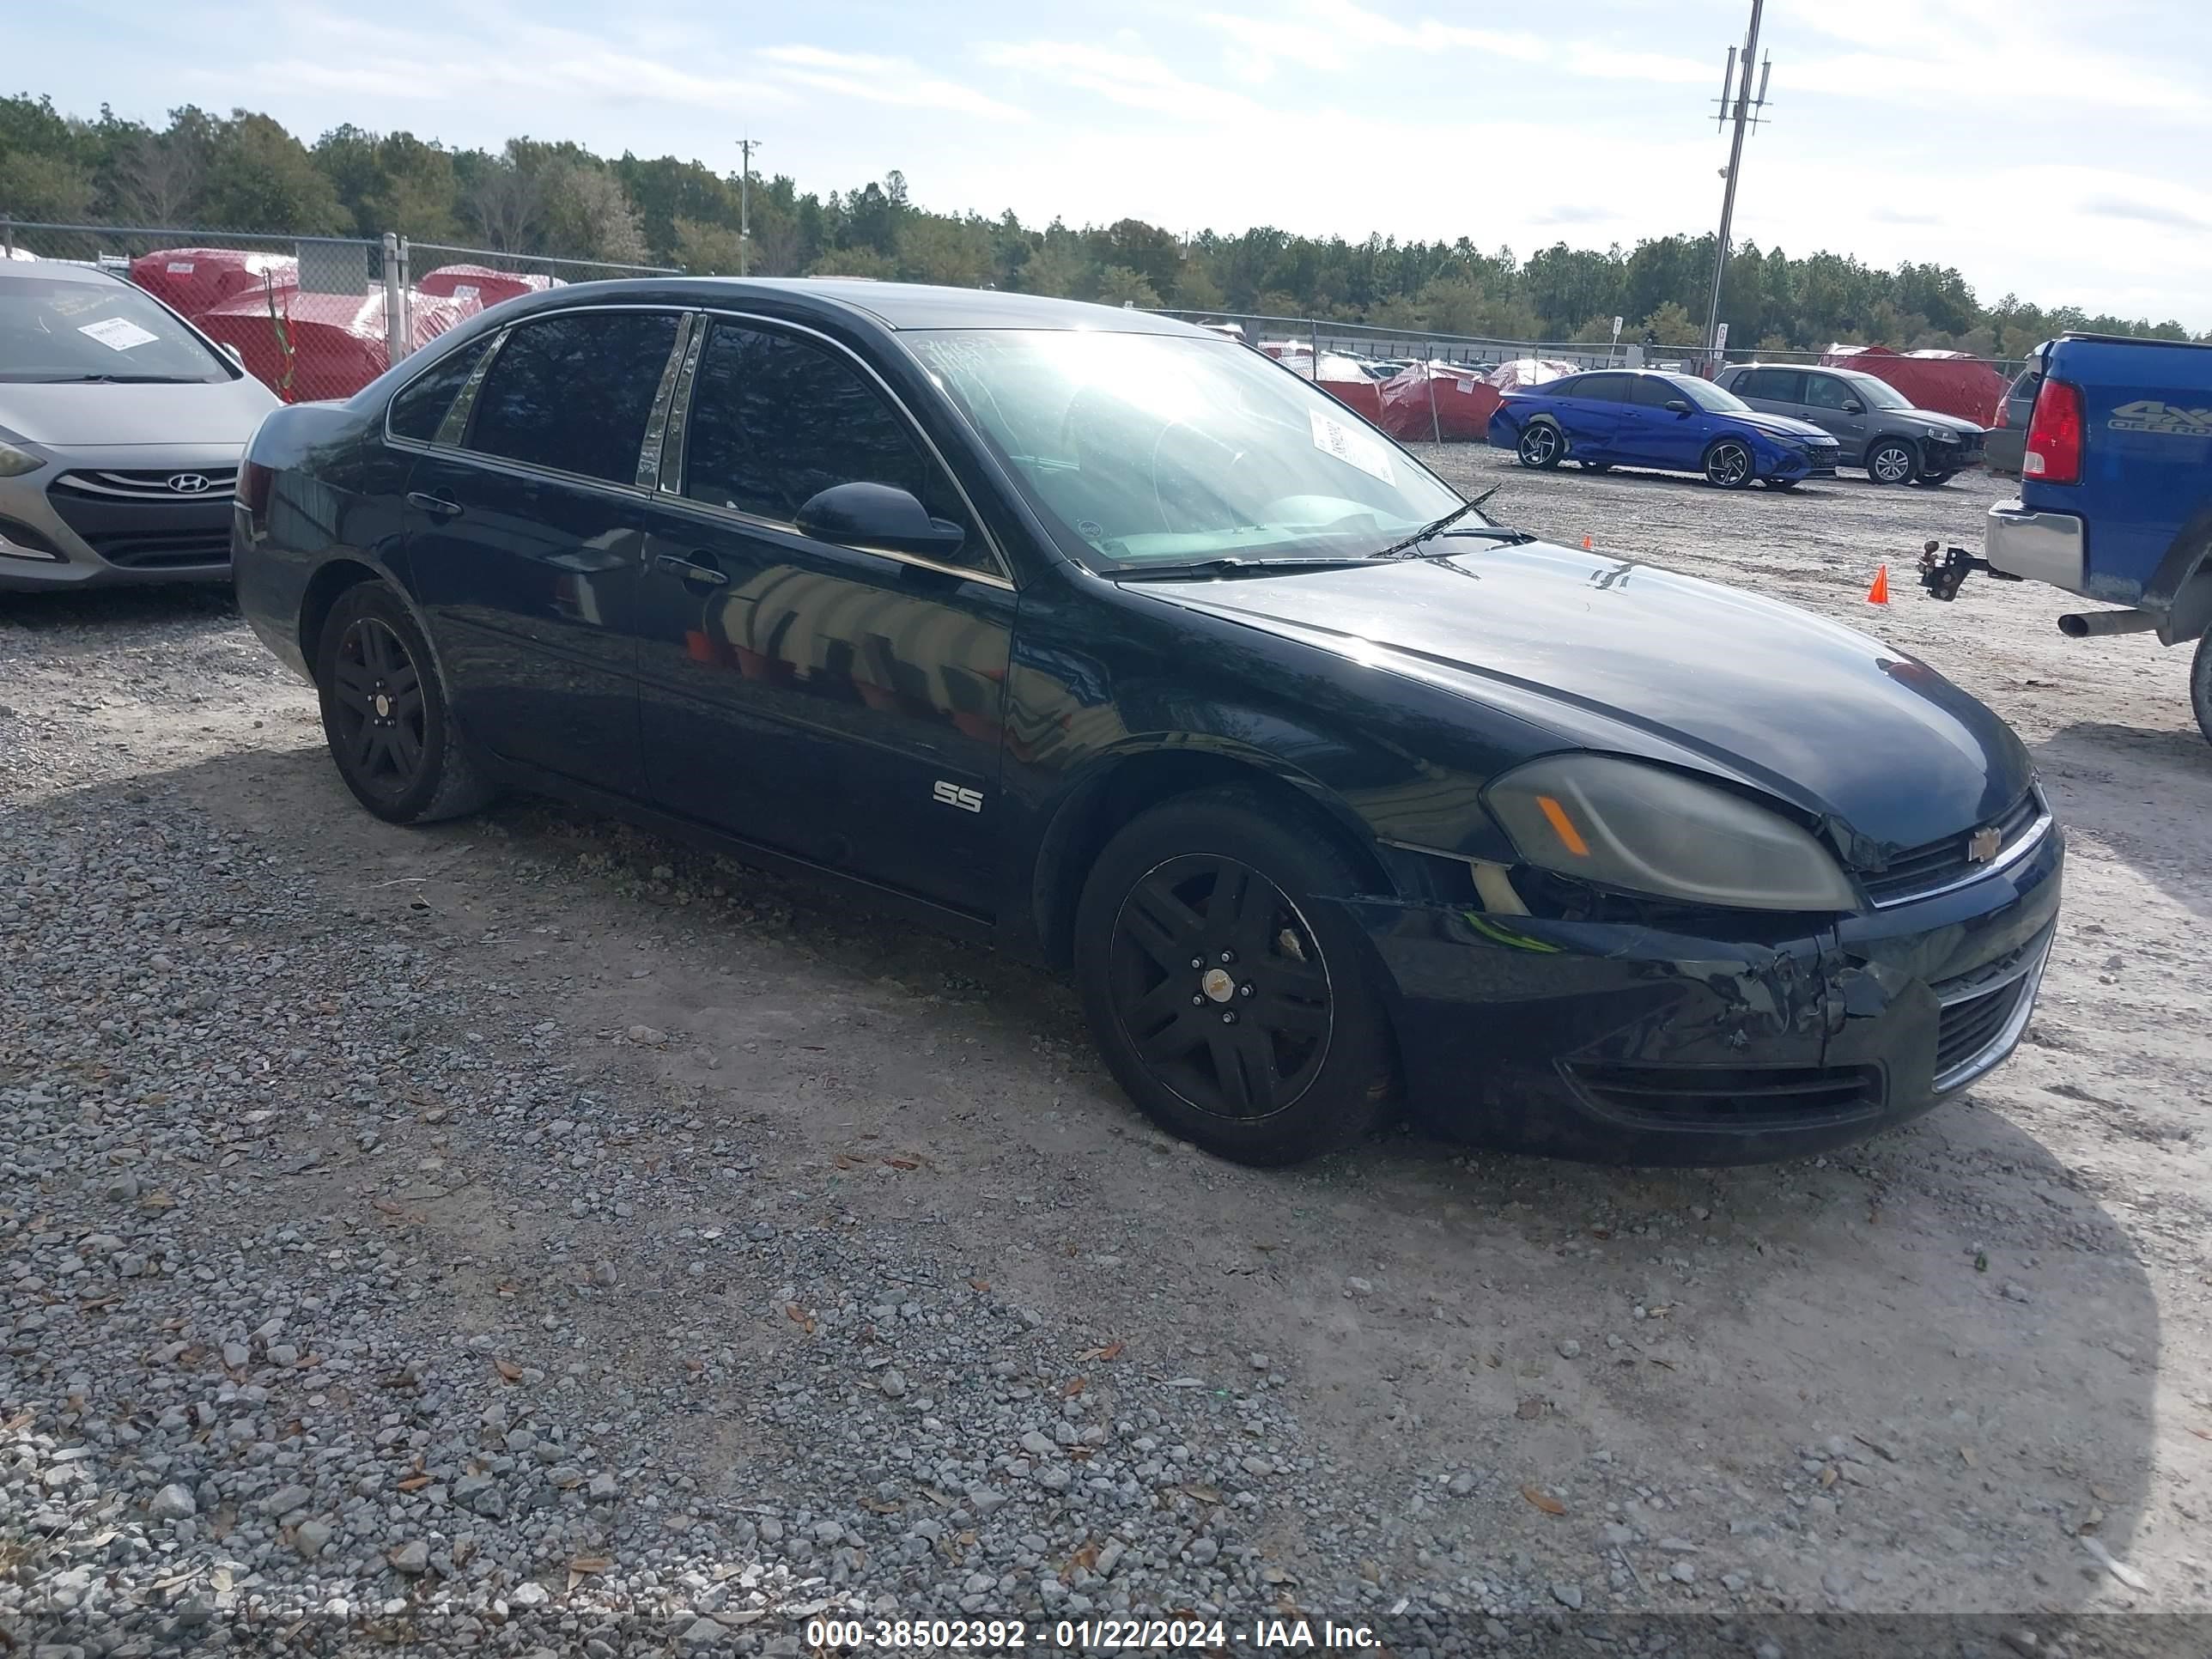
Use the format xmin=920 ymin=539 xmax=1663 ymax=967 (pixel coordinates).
xmin=1333 ymin=823 xmax=2063 ymax=1165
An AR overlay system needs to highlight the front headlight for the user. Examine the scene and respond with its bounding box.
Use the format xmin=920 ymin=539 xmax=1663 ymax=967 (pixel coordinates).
xmin=1485 ymin=753 xmax=1858 ymax=913
xmin=1924 ymin=427 xmax=1960 ymax=444
xmin=0 ymin=439 xmax=46 ymax=478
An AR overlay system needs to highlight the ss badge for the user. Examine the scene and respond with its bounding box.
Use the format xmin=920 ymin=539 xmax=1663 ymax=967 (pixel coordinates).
xmin=932 ymin=780 xmax=984 ymax=814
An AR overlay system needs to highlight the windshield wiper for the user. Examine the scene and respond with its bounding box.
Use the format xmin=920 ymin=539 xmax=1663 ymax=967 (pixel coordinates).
xmin=18 ymin=373 xmax=208 ymax=386
xmin=1108 ymin=556 xmax=1383 ymax=582
xmin=1371 ymin=484 xmax=1522 ymax=558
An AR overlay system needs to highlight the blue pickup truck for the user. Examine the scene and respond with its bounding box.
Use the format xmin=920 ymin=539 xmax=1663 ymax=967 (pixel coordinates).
xmin=1921 ymin=333 xmax=2212 ymax=744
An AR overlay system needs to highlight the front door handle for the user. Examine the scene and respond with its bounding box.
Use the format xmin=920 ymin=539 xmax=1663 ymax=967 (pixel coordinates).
xmin=656 ymin=550 xmax=729 ymax=589
xmin=406 ymin=490 xmax=462 ymax=522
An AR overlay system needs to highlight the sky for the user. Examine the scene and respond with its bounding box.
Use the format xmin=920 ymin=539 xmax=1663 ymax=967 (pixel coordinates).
xmin=17 ymin=0 xmax=2212 ymax=328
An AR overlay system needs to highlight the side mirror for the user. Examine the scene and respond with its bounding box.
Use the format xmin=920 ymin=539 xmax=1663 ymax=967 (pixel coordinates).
xmin=1664 ymin=398 xmax=1692 ymax=415
xmin=1842 ymin=399 xmax=1864 ymax=415
xmin=794 ymin=481 xmax=966 ymax=561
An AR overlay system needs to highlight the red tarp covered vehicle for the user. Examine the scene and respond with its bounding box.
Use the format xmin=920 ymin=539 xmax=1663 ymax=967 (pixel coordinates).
xmin=195 ymin=289 xmax=479 ymax=403
xmin=1376 ymin=362 xmax=1519 ymax=442
xmin=416 ymin=263 xmax=561 ymax=307
xmin=129 ymin=247 xmax=299 ymax=320
xmin=1819 ymin=345 xmax=2008 ymax=426
xmin=1273 ymin=349 xmax=1387 ymax=424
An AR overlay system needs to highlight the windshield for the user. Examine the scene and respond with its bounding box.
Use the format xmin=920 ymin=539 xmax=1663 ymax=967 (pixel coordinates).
xmin=1671 ymin=375 xmax=1750 ymax=414
xmin=1842 ymin=373 xmax=1912 ymax=410
xmin=0 ymin=274 xmax=231 ymax=384
xmin=905 ymin=328 xmax=1468 ymax=568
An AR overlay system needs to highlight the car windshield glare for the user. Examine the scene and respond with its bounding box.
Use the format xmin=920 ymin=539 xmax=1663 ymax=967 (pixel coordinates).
xmin=906 ymin=328 xmax=1468 ymax=567
xmin=1672 ymin=375 xmax=1748 ymax=413
xmin=1847 ymin=374 xmax=1913 ymax=410
xmin=0 ymin=276 xmax=229 ymax=384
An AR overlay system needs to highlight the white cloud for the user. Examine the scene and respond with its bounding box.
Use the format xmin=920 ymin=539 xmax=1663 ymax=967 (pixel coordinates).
xmin=980 ymin=40 xmax=1263 ymax=121
xmin=756 ymin=45 xmax=1030 ymax=123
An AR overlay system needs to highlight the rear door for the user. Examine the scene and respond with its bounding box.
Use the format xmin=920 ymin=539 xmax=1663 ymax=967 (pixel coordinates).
xmin=1799 ymin=372 xmax=1870 ymax=460
xmin=1552 ymin=372 xmax=1632 ymax=459
xmin=633 ymin=315 xmax=1015 ymax=915
xmin=402 ymin=307 xmax=685 ymax=795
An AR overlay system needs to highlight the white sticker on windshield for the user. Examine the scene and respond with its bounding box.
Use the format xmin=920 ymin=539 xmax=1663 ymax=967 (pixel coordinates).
xmin=79 ymin=317 xmax=161 ymax=351
xmin=1309 ymin=408 xmax=1395 ymax=484
xmin=166 ymin=260 xmax=195 ymax=274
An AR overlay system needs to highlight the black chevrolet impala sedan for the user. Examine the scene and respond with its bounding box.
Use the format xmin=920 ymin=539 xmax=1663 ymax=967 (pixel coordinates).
xmin=231 ymin=280 xmax=2061 ymax=1167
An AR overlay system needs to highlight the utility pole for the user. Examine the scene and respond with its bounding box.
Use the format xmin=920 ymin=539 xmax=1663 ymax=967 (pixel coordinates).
xmin=736 ymin=135 xmax=763 ymax=276
xmin=1702 ymin=0 xmax=1771 ymax=367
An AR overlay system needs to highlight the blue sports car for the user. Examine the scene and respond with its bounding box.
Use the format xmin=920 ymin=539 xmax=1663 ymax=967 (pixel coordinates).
xmin=1489 ymin=368 xmax=1842 ymax=489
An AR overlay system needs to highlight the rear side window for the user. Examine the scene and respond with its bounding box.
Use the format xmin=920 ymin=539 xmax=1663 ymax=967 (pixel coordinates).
xmin=387 ymin=335 xmax=492 ymax=444
xmin=465 ymin=310 xmax=682 ymax=484
xmin=2009 ymin=369 xmax=2042 ymax=403
xmin=681 ymin=322 xmax=973 ymax=544
xmin=1577 ymin=374 xmax=1632 ymax=402
xmin=1736 ymin=368 xmax=1805 ymax=401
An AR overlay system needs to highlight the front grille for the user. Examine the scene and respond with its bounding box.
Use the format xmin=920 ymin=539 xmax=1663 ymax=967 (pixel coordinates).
xmin=1863 ymin=788 xmax=2046 ymax=906
xmin=88 ymin=529 xmax=233 ymax=569
xmin=1934 ymin=978 xmax=2029 ymax=1081
xmin=45 ymin=475 xmax=236 ymax=571
xmin=1565 ymin=1062 xmax=1883 ymax=1129
xmin=50 ymin=468 xmax=237 ymax=501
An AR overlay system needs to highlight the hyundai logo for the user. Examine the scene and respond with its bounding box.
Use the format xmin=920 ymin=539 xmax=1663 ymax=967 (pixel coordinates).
xmin=167 ymin=473 xmax=213 ymax=495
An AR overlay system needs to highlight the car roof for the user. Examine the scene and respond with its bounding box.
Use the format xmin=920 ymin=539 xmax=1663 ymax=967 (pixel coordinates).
xmin=0 ymin=260 xmax=126 ymax=288
xmin=490 ymin=276 xmax=1217 ymax=336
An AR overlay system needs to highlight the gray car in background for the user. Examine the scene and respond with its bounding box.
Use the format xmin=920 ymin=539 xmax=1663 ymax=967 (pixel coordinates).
xmin=1 ymin=261 xmax=279 ymax=592
xmin=1982 ymin=354 xmax=2046 ymax=477
xmin=1715 ymin=362 xmax=1988 ymax=485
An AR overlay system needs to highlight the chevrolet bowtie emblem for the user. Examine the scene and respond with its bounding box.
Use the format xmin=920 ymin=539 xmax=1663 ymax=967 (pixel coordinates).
xmin=1966 ymin=826 xmax=2003 ymax=863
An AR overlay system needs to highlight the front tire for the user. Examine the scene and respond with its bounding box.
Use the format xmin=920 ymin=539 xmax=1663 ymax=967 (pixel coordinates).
xmin=1073 ymin=787 xmax=1397 ymax=1165
xmin=1516 ymin=422 xmax=1565 ymax=470
xmin=1866 ymin=439 xmax=1917 ymax=485
xmin=2191 ymin=632 xmax=2212 ymax=750
xmin=1913 ymin=469 xmax=1955 ymax=487
xmin=1703 ymin=438 xmax=1754 ymax=489
xmin=315 ymin=581 xmax=495 ymax=825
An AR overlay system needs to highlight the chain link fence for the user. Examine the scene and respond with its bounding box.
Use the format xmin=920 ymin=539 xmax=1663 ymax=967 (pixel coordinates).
xmin=1 ymin=219 xmax=678 ymax=405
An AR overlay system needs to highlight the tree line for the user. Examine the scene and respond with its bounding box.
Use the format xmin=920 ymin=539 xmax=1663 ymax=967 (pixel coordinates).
xmin=3 ymin=92 xmax=2201 ymax=355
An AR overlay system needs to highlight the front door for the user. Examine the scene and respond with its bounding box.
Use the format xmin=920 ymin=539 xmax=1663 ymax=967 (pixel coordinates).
xmin=633 ymin=317 xmax=1015 ymax=915
xmin=403 ymin=307 xmax=685 ymax=794
xmin=1800 ymin=372 xmax=1872 ymax=462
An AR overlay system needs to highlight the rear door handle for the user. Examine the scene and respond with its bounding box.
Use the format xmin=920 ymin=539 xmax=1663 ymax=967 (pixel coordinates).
xmin=656 ymin=550 xmax=729 ymax=588
xmin=406 ymin=490 xmax=462 ymax=521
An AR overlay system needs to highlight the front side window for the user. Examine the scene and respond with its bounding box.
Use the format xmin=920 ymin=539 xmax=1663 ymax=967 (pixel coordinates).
xmin=0 ymin=273 xmax=231 ymax=384
xmin=1803 ymin=374 xmax=1860 ymax=411
xmin=905 ymin=327 xmax=1467 ymax=569
xmin=464 ymin=310 xmax=680 ymax=484
xmin=1669 ymin=375 xmax=1752 ymax=414
xmin=681 ymin=322 xmax=973 ymax=551
xmin=388 ymin=334 xmax=493 ymax=443
xmin=1628 ymin=375 xmax=1687 ymax=407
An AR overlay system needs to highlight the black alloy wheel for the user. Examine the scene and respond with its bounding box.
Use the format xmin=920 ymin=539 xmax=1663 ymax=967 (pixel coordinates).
xmin=1073 ymin=787 xmax=1397 ymax=1164
xmin=329 ymin=615 xmax=424 ymax=801
xmin=1704 ymin=438 xmax=1754 ymax=489
xmin=1517 ymin=423 xmax=1564 ymax=469
xmin=315 ymin=582 xmax=495 ymax=825
xmin=1107 ymin=854 xmax=1334 ymax=1120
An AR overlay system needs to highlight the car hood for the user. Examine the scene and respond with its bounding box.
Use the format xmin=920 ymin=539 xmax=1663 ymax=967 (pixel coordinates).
xmin=1903 ymin=410 xmax=1987 ymax=437
xmin=1729 ymin=410 xmax=1835 ymax=443
xmin=0 ymin=377 xmax=279 ymax=448
xmin=1136 ymin=541 xmax=2033 ymax=861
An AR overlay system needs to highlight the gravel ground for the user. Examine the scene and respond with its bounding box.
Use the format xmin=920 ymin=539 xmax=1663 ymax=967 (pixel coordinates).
xmin=3 ymin=459 xmax=2209 ymax=1658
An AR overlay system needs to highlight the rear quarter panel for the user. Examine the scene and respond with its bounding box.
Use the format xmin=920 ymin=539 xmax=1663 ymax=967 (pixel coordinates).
xmin=233 ymin=400 xmax=414 ymax=678
xmin=2025 ymin=339 xmax=2212 ymax=605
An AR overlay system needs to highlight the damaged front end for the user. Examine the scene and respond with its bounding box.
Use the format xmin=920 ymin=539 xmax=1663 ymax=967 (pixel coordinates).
xmin=1332 ymin=818 xmax=2063 ymax=1165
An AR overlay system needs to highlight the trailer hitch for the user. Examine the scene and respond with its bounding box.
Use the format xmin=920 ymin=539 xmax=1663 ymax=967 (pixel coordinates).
xmin=1917 ymin=539 xmax=2025 ymax=602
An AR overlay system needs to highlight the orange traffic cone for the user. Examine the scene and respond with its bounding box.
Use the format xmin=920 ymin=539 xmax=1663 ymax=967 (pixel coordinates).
xmin=1866 ymin=564 xmax=1891 ymax=605
xmin=1583 ymin=534 xmax=1594 ymax=550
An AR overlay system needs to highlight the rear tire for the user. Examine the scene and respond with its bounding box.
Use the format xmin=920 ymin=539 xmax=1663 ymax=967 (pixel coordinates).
xmin=1072 ymin=787 xmax=1397 ymax=1165
xmin=2191 ymin=632 xmax=2212 ymax=750
xmin=314 ymin=581 xmax=495 ymax=825
xmin=1516 ymin=422 xmax=1565 ymax=470
xmin=1866 ymin=438 xmax=1917 ymax=485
